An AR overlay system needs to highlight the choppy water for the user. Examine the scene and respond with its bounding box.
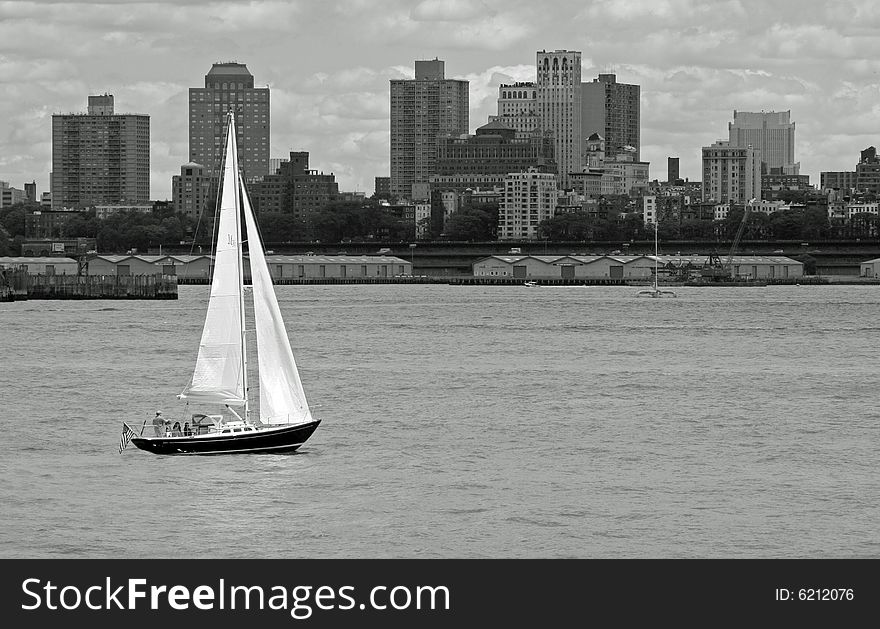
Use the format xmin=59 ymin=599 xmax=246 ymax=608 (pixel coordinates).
xmin=1 ymin=284 xmax=878 ymax=558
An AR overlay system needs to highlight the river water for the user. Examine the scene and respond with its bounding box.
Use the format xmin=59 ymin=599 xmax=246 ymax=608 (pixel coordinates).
xmin=1 ymin=284 xmax=878 ymax=558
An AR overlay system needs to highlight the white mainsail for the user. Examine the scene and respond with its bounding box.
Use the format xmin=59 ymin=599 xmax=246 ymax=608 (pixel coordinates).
xmin=180 ymin=116 xmax=246 ymax=405
xmin=241 ymin=178 xmax=313 ymax=425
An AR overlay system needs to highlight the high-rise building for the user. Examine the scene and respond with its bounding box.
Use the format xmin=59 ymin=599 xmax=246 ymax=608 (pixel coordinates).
xmin=390 ymin=59 xmax=469 ymax=199
xmin=172 ymin=163 xmax=211 ymax=221
xmin=188 ymin=62 xmax=269 ymax=181
xmin=498 ymin=169 xmax=558 ymax=240
xmin=728 ymin=110 xmax=798 ymax=174
xmin=581 ymin=73 xmax=640 ymax=161
xmin=667 ymin=157 xmax=680 ymax=183
xmin=701 ymin=140 xmax=761 ymax=204
xmin=536 ymin=50 xmax=582 ymax=188
xmin=24 ymin=181 xmax=36 ymax=203
xmin=490 ymin=82 xmax=539 ymax=138
xmin=51 ymin=94 xmax=150 ymax=209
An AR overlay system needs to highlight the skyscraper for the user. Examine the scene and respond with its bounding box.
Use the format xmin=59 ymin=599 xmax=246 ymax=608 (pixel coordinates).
xmin=667 ymin=157 xmax=680 ymax=183
xmin=51 ymin=94 xmax=150 ymax=209
xmin=188 ymin=62 xmax=269 ymax=180
xmin=390 ymin=59 xmax=469 ymax=199
xmin=728 ymin=110 xmax=797 ymax=174
xmin=581 ymin=73 xmax=640 ymax=161
xmin=536 ymin=50 xmax=582 ymax=188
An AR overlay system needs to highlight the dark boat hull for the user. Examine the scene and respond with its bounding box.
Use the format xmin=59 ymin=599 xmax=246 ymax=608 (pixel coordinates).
xmin=131 ymin=420 xmax=321 ymax=455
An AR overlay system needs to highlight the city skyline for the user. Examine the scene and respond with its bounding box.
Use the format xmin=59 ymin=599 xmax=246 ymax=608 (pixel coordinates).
xmin=0 ymin=0 xmax=878 ymax=200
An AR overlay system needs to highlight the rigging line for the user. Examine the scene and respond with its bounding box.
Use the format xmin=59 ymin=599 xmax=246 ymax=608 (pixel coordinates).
xmin=199 ymin=122 xmax=230 ymax=267
xmin=238 ymin=175 xmax=268 ymax=260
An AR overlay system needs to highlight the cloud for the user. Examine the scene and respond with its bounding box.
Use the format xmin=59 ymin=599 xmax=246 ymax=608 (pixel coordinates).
xmin=0 ymin=0 xmax=878 ymax=198
xmin=410 ymin=0 xmax=493 ymax=22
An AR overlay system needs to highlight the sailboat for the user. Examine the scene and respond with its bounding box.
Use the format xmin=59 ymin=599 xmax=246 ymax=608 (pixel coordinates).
xmin=637 ymin=222 xmax=677 ymax=298
xmin=124 ymin=112 xmax=321 ymax=455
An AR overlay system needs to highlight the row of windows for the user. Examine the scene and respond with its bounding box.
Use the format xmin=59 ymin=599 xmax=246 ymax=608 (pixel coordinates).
xmin=192 ymin=88 xmax=266 ymax=97
xmin=501 ymin=90 xmax=536 ymax=99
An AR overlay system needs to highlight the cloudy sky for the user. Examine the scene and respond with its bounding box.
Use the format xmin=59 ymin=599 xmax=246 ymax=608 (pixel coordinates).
xmin=1 ymin=0 xmax=878 ymax=199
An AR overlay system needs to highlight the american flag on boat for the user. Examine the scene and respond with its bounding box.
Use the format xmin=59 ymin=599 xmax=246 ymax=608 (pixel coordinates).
xmin=118 ymin=422 xmax=139 ymax=454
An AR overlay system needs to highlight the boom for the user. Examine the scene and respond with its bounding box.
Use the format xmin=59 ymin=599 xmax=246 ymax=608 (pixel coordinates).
xmin=724 ymin=204 xmax=751 ymax=275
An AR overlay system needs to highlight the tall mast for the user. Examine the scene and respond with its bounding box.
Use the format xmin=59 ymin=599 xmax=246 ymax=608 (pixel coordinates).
xmin=654 ymin=221 xmax=658 ymax=290
xmin=228 ymin=111 xmax=249 ymax=421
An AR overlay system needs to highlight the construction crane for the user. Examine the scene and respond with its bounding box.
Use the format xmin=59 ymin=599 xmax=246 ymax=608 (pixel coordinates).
xmin=724 ymin=200 xmax=753 ymax=278
xmin=76 ymin=246 xmax=98 ymax=276
xmin=700 ymin=199 xmax=754 ymax=280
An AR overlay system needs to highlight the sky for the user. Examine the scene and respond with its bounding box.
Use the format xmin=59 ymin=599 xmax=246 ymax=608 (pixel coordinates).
xmin=1 ymin=0 xmax=879 ymax=200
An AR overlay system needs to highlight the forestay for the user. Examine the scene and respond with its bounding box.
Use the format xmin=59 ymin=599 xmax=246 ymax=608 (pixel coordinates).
xmin=242 ymin=178 xmax=313 ymax=425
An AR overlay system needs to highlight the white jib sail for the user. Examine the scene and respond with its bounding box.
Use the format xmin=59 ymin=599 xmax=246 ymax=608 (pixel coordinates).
xmin=241 ymin=176 xmax=313 ymax=425
xmin=180 ymin=116 xmax=246 ymax=405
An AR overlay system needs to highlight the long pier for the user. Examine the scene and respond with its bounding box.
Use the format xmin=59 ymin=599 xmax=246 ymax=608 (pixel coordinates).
xmin=176 ymin=276 xmax=445 ymax=286
xmin=11 ymin=274 xmax=178 ymax=300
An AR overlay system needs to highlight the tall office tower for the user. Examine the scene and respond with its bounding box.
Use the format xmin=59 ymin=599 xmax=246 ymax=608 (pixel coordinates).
xmin=188 ymin=62 xmax=269 ymax=180
xmin=390 ymin=58 xmax=469 ymax=199
xmin=728 ymin=110 xmax=797 ymax=174
xmin=490 ymin=82 xmax=539 ymax=138
xmin=581 ymin=73 xmax=640 ymax=161
xmin=536 ymin=50 xmax=582 ymax=188
xmin=667 ymin=157 xmax=680 ymax=183
xmin=701 ymin=140 xmax=761 ymax=204
xmin=51 ymin=94 xmax=150 ymax=209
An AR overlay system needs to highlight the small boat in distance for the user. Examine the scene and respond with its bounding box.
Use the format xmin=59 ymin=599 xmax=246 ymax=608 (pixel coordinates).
xmin=121 ymin=112 xmax=320 ymax=455
xmin=637 ymin=222 xmax=677 ymax=298
xmin=523 ymin=280 xmax=539 ymax=287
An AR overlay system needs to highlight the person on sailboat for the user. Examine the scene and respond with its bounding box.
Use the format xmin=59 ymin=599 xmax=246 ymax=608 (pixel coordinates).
xmin=152 ymin=411 xmax=165 ymax=436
